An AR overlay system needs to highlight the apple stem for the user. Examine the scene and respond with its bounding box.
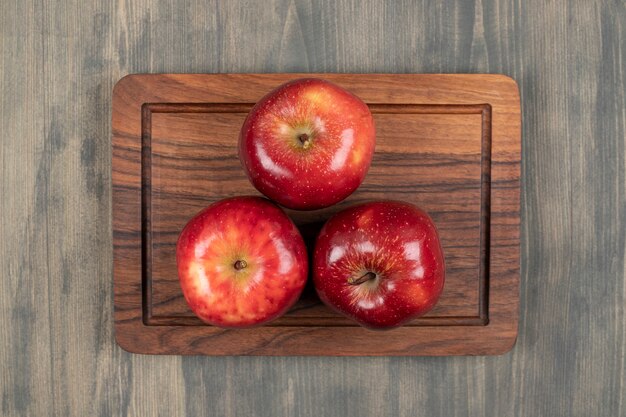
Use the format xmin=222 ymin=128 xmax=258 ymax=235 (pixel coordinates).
xmin=349 ymin=271 xmax=377 ymax=285
xmin=233 ymin=260 xmax=247 ymax=271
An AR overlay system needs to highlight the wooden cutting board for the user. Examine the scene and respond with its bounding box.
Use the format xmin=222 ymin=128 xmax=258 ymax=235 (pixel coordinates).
xmin=112 ymin=73 xmax=520 ymax=356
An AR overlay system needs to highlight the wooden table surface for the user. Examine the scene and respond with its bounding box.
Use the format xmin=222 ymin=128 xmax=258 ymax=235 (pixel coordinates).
xmin=1 ymin=0 xmax=624 ymax=416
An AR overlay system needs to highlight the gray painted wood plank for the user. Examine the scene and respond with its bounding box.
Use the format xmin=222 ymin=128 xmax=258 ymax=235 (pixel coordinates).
xmin=1 ymin=1 xmax=52 ymax=416
xmin=1 ymin=0 xmax=624 ymax=416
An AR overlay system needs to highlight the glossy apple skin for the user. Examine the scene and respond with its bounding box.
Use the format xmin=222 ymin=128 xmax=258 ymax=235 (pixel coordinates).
xmin=313 ymin=201 xmax=445 ymax=329
xmin=176 ymin=196 xmax=308 ymax=328
xmin=239 ymin=78 xmax=375 ymax=210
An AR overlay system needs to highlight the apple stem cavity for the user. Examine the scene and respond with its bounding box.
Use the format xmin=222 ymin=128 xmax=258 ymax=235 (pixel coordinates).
xmin=349 ymin=271 xmax=377 ymax=286
xmin=233 ymin=260 xmax=248 ymax=271
xmin=297 ymin=133 xmax=312 ymax=149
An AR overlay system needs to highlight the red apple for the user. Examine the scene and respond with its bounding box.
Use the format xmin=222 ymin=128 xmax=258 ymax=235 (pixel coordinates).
xmin=313 ymin=201 xmax=445 ymax=329
xmin=176 ymin=196 xmax=308 ymax=328
xmin=239 ymin=78 xmax=375 ymax=210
